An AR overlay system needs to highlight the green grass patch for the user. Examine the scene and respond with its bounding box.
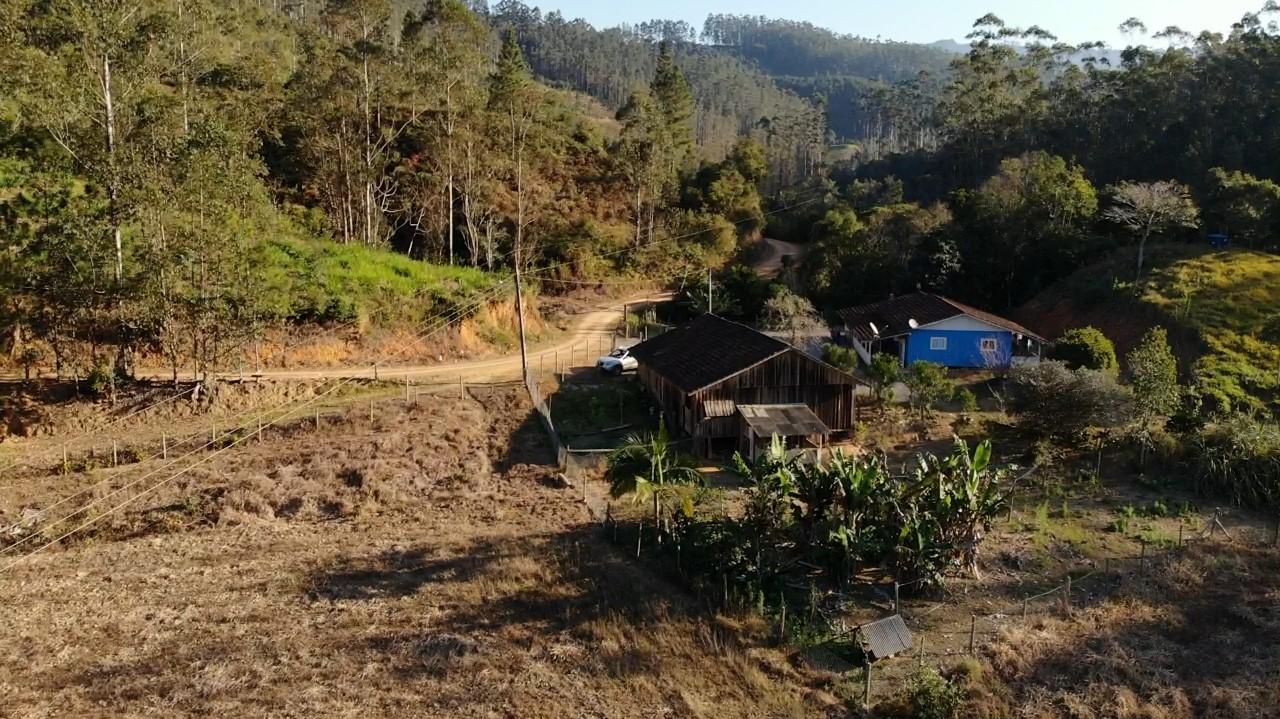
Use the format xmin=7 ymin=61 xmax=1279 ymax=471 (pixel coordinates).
xmin=256 ymin=238 xmax=506 ymax=326
xmin=1026 ymin=244 xmax=1280 ymax=413
xmin=1140 ymin=249 xmax=1280 ymax=412
xmin=551 ymin=380 xmax=654 ymax=446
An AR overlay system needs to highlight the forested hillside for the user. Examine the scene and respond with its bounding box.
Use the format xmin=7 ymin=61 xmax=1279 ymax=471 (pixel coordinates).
xmin=0 ymin=0 xmax=796 ymax=382
xmin=489 ymin=3 xmax=827 ymax=187
xmin=700 ymin=14 xmax=955 ymax=149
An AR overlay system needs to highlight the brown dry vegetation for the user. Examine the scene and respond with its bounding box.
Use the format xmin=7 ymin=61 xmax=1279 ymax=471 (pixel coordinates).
xmin=980 ymin=542 xmax=1280 ymax=718
xmin=0 ymin=386 xmax=834 ymax=718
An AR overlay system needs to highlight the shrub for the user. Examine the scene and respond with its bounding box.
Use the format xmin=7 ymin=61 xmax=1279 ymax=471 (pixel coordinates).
xmin=955 ymin=387 xmax=979 ymax=413
xmin=1007 ymin=361 xmax=1132 ymax=442
xmin=822 ymin=343 xmax=859 ymax=374
xmin=1126 ymin=327 xmax=1180 ymax=418
xmin=906 ymin=666 xmax=964 ymax=719
xmin=1049 ymin=326 xmax=1118 ymax=374
xmin=1193 ymin=415 xmax=1280 ymax=507
xmin=18 ymin=346 xmax=43 ymax=381
xmin=84 ymin=358 xmax=114 ymax=397
xmin=905 ymin=361 xmax=954 ymax=419
xmin=867 ymin=352 xmax=901 ymax=403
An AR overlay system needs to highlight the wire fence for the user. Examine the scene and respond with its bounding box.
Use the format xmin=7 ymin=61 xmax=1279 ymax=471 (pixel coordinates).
xmin=577 ymin=473 xmax=1280 ymax=709
xmin=0 ymin=376 xmax=485 ymax=481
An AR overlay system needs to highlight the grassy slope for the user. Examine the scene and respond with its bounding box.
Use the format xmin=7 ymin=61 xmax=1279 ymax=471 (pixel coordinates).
xmin=258 ymin=238 xmax=507 ymax=326
xmin=1017 ymin=244 xmax=1280 ymax=412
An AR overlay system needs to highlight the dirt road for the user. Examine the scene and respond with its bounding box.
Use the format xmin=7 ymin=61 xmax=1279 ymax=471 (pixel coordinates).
xmin=753 ymin=237 xmax=807 ymax=279
xmin=135 ymin=294 xmax=669 ymax=384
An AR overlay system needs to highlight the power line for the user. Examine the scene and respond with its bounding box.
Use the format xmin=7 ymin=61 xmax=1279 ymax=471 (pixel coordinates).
xmin=2 ymin=185 xmax=830 ymax=565
xmin=0 ymin=386 xmax=196 ymax=477
xmin=0 ymin=282 xmax=513 ymax=555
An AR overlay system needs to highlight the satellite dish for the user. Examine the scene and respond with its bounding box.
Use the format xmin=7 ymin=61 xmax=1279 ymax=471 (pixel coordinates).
xmin=868 ymin=321 xmax=880 ymax=337
xmin=908 ymin=318 xmax=920 ymax=330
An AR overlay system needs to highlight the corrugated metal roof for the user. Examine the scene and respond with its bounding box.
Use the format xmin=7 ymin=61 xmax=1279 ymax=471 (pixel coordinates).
xmin=837 ymin=292 xmax=1044 ymax=343
xmin=738 ymin=404 xmax=830 ymax=438
xmin=858 ymin=615 xmax=913 ymax=661
xmin=703 ymin=399 xmax=737 ymax=418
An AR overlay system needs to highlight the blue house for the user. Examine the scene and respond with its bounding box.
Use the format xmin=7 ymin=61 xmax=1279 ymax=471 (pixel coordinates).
xmin=835 ymin=293 xmax=1044 ymax=370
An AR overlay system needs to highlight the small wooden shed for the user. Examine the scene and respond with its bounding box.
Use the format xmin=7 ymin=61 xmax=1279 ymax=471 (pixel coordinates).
xmin=628 ymin=314 xmax=863 ymax=456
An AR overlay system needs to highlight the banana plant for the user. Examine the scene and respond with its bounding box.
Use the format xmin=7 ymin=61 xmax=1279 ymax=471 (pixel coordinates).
xmin=903 ymin=438 xmax=1008 ymax=582
xmin=792 ymin=461 xmax=840 ymax=550
xmin=733 ymin=435 xmax=800 ymax=584
xmin=826 ymin=451 xmax=894 ymax=582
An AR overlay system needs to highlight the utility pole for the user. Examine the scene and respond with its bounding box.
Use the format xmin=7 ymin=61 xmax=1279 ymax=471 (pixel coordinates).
xmin=514 ymin=241 xmax=529 ymax=382
xmin=707 ymin=268 xmax=713 ymax=315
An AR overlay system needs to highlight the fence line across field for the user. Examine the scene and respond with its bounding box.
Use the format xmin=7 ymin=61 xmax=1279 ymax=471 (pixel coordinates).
xmin=578 ymin=463 xmax=1277 ymax=710
xmin=0 ymin=284 xmax=519 ymax=553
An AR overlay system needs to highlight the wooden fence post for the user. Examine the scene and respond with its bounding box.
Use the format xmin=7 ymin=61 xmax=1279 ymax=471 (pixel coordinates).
xmin=112 ymin=441 xmax=118 ymax=467
xmin=779 ymin=592 xmax=787 ymax=641
xmin=257 ymin=416 xmax=263 ymax=442
xmin=918 ymin=636 xmax=926 ymax=666
xmin=894 ymin=581 xmax=900 ymax=615
xmin=1022 ymin=596 xmax=1028 ymax=620
xmin=1064 ymin=575 xmax=1072 ymax=616
xmin=161 ymin=434 xmax=167 ymax=460
xmin=1140 ymin=542 xmax=1147 ymax=575
xmin=315 ymin=407 xmax=321 ymax=431
xmin=62 ymin=445 xmax=68 ymax=470
xmin=968 ymin=615 xmax=977 ymax=654
xmin=405 ymin=375 xmax=411 ymax=404
xmin=863 ymin=659 xmax=872 ymax=709
xmin=459 ymin=375 xmax=465 ymax=399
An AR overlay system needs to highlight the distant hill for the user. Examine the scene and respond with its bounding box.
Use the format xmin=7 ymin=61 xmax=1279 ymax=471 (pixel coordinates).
xmin=491 ymin=6 xmax=821 ymax=161
xmin=1017 ymin=245 xmax=1280 ymax=413
xmin=929 ymin=38 xmax=1125 ymax=66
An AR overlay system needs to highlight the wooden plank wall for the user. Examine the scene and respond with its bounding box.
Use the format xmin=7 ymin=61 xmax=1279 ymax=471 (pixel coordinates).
xmin=639 ymin=349 xmax=859 ymax=441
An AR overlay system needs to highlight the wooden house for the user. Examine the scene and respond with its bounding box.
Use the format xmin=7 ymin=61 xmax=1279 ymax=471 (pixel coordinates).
xmin=835 ymin=292 xmax=1044 ymax=370
xmin=628 ymin=314 xmax=864 ymax=456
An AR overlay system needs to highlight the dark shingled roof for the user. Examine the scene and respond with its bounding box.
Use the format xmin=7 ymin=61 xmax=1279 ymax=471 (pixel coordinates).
xmin=836 ymin=292 xmax=1044 ymax=343
xmin=628 ymin=314 xmax=790 ymax=393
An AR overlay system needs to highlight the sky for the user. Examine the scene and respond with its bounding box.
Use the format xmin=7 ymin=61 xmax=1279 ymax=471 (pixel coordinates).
xmin=528 ymin=0 xmax=1268 ymax=47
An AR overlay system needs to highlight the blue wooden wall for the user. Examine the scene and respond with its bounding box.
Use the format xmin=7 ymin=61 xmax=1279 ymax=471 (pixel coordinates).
xmin=904 ymin=329 xmax=1013 ymax=368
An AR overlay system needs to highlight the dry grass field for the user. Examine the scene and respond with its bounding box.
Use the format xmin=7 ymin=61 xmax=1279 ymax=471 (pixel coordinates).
xmin=2 ymin=380 xmax=1278 ymax=718
xmin=0 ymin=386 xmax=835 ymax=718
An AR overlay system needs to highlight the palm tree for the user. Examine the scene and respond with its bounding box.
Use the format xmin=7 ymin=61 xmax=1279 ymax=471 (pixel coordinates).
xmin=607 ymin=420 xmax=702 ymax=545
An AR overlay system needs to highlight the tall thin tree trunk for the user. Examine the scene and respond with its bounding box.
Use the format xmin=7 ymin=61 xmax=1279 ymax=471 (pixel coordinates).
xmin=362 ymin=33 xmax=374 ymax=246
xmin=512 ymin=118 xmax=529 ymax=380
xmin=445 ymin=86 xmax=455 ymax=264
xmin=178 ymin=0 xmax=190 ymax=135
xmin=103 ymin=54 xmax=123 ymax=284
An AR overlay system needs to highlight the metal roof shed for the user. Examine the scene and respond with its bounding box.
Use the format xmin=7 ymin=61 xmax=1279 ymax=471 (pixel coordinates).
xmin=738 ymin=404 xmax=831 ymax=461
xmin=857 ymin=614 xmax=914 ymax=662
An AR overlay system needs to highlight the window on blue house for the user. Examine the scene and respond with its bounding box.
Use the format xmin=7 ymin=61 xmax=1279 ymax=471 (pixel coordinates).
xmin=930 ymin=336 xmax=947 ymax=350
xmin=980 ymin=338 xmax=998 ymax=352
